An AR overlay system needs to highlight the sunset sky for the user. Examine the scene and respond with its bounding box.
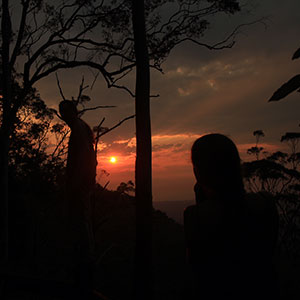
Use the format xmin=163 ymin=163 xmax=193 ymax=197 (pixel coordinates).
xmin=37 ymin=0 xmax=300 ymax=202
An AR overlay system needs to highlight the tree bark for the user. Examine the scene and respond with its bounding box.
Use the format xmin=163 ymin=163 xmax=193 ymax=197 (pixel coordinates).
xmin=132 ymin=1 xmax=153 ymax=299
xmin=1 ymin=0 xmax=12 ymax=262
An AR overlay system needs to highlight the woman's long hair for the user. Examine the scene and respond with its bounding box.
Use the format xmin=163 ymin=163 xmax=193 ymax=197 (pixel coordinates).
xmin=191 ymin=134 xmax=245 ymax=204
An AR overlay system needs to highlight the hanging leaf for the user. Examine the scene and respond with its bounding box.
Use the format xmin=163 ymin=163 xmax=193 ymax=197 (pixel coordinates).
xmin=292 ymin=47 xmax=300 ymax=60
xmin=269 ymin=74 xmax=300 ymax=101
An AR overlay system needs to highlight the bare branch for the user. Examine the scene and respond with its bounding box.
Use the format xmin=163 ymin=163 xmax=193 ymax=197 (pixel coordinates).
xmin=97 ymin=115 xmax=135 ymax=139
xmin=108 ymin=83 xmax=135 ymax=98
xmin=10 ymin=0 xmax=29 ymax=66
xmin=94 ymin=117 xmax=106 ymax=153
xmin=91 ymin=71 xmax=100 ymax=90
xmin=102 ymin=181 xmax=110 ymax=191
xmin=75 ymin=76 xmax=89 ymax=106
xmin=55 ymin=73 xmax=66 ymax=101
xmin=213 ymin=18 xmax=267 ymax=48
xmin=51 ymin=128 xmax=70 ymax=159
xmin=78 ymin=105 xmax=116 ymax=115
xmin=96 ymin=117 xmax=106 ymax=130
xmin=30 ymin=60 xmax=110 ymax=86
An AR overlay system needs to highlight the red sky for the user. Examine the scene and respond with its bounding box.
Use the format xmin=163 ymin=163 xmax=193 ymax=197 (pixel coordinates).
xmin=95 ymin=133 xmax=285 ymax=201
xmin=36 ymin=0 xmax=300 ymax=202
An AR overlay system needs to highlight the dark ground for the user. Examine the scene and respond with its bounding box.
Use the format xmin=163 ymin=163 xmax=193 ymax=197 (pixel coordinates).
xmin=1 ymin=189 xmax=300 ymax=299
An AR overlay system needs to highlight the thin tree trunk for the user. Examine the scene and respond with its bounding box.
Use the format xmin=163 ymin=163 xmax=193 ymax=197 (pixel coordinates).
xmin=132 ymin=1 xmax=153 ymax=299
xmin=1 ymin=0 xmax=12 ymax=262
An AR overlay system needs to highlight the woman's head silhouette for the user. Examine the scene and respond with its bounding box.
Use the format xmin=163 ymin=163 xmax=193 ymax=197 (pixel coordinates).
xmin=191 ymin=133 xmax=244 ymax=201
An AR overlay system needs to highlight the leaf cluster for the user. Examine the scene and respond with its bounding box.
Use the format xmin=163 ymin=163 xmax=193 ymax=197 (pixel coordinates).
xmin=6 ymin=82 xmax=67 ymax=193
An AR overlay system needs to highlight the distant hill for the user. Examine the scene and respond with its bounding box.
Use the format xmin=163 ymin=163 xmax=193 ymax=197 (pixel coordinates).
xmin=154 ymin=200 xmax=194 ymax=224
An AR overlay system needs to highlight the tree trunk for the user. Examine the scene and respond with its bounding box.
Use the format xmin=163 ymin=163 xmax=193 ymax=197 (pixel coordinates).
xmin=132 ymin=1 xmax=153 ymax=299
xmin=1 ymin=0 xmax=12 ymax=262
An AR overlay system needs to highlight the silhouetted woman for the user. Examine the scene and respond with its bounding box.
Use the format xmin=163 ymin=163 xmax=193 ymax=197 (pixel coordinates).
xmin=184 ymin=134 xmax=278 ymax=300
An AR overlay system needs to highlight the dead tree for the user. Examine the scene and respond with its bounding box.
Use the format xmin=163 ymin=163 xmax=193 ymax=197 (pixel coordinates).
xmin=0 ymin=0 xmax=135 ymax=260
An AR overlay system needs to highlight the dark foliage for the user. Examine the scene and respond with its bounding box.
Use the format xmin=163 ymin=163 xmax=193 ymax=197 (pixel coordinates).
xmin=5 ymin=87 xmax=66 ymax=194
xmin=244 ymin=131 xmax=300 ymax=258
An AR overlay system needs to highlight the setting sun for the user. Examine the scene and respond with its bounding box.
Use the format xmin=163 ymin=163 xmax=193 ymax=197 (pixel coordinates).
xmin=109 ymin=156 xmax=117 ymax=164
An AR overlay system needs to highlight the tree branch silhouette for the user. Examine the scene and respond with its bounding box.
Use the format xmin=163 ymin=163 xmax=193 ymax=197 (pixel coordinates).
xmin=96 ymin=115 xmax=135 ymax=139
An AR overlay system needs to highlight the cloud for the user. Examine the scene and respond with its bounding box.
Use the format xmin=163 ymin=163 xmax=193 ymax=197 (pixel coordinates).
xmin=98 ymin=139 xmax=135 ymax=156
xmin=98 ymin=134 xmax=199 ymax=159
xmin=152 ymin=143 xmax=175 ymax=151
